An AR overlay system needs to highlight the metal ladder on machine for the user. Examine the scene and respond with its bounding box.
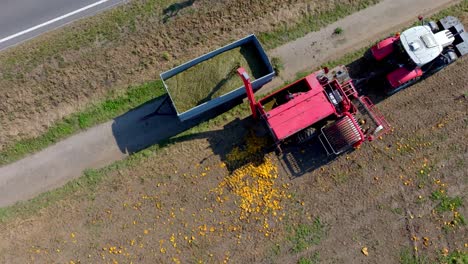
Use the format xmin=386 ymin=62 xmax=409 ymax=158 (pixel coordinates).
xmin=341 ymin=81 xmax=358 ymax=98
xmin=359 ymin=96 xmax=390 ymax=133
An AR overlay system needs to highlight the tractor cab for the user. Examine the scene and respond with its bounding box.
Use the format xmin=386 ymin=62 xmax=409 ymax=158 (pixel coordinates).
xmin=400 ymin=25 xmax=454 ymax=67
xmin=370 ymin=16 xmax=466 ymax=94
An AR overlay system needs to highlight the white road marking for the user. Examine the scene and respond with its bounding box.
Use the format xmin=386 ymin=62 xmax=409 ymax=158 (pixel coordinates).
xmin=0 ymin=0 xmax=111 ymax=44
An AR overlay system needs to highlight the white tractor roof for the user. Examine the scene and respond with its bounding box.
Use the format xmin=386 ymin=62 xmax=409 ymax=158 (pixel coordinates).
xmin=400 ymin=25 xmax=444 ymax=67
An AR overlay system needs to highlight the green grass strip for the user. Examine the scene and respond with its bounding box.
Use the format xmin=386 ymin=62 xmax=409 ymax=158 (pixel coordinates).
xmin=0 ymin=81 xmax=165 ymax=165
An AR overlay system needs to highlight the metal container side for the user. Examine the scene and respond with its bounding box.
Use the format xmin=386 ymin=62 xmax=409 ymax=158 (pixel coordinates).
xmin=160 ymin=34 xmax=274 ymax=121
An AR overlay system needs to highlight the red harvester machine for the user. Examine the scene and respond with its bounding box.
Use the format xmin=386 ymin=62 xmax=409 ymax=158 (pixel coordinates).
xmin=237 ymin=65 xmax=389 ymax=155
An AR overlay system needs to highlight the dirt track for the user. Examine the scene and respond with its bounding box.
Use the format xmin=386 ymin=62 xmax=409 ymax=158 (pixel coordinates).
xmin=0 ymin=0 xmax=379 ymax=150
xmin=1 ymin=55 xmax=466 ymax=264
xmin=0 ymin=0 xmax=460 ymax=206
xmin=0 ymin=1 xmax=467 ymax=262
xmin=0 ymin=0 xmax=461 ymax=208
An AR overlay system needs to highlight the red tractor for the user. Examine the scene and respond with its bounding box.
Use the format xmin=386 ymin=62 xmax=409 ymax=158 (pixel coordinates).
xmin=237 ymin=65 xmax=389 ymax=155
xmin=371 ymin=16 xmax=467 ymax=94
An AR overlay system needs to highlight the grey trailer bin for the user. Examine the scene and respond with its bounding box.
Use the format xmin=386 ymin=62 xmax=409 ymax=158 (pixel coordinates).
xmin=160 ymin=34 xmax=275 ymax=121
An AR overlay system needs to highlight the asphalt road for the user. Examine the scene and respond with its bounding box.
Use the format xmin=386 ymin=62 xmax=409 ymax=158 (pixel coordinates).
xmin=0 ymin=0 xmax=125 ymax=51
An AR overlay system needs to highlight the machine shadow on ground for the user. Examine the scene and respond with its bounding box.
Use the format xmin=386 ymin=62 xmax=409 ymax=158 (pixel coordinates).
xmin=112 ymin=94 xmax=243 ymax=154
xmin=277 ymin=140 xmax=339 ymax=178
xmin=140 ymin=112 xmax=337 ymax=178
xmin=111 ymin=92 xmax=334 ymax=177
xmin=346 ymin=52 xmax=397 ymax=103
xmin=168 ymin=117 xmax=264 ymax=173
xmin=112 ymin=54 xmax=392 ymax=177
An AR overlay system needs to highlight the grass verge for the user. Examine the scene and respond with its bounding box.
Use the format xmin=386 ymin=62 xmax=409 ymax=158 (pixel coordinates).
xmin=1 ymin=0 xmax=380 ymax=73
xmin=0 ymin=81 xmax=165 ymax=165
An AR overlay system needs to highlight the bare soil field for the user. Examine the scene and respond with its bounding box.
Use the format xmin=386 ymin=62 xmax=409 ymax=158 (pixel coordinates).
xmin=0 ymin=0 xmax=378 ymax=150
xmin=0 ymin=51 xmax=466 ymax=263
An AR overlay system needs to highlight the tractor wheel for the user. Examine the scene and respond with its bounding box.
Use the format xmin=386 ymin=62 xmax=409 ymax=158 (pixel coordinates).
xmin=426 ymin=50 xmax=458 ymax=76
xmin=363 ymin=49 xmax=375 ymax=61
xmin=445 ymin=50 xmax=458 ymax=63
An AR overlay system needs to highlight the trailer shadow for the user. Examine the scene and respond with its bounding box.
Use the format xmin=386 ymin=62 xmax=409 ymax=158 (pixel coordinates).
xmin=111 ymin=93 xmax=243 ymax=154
xmin=112 ymin=94 xmax=342 ymax=177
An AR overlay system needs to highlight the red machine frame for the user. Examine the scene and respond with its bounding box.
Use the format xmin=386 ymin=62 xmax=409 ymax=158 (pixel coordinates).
xmin=237 ymin=66 xmax=389 ymax=155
